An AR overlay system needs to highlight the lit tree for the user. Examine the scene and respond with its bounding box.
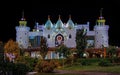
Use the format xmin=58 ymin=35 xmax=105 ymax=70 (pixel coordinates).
xmin=4 ymin=39 xmax=20 ymax=62
xmin=76 ymin=28 xmax=87 ymax=58
xmin=39 ymin=36 xmax=48 ymax=59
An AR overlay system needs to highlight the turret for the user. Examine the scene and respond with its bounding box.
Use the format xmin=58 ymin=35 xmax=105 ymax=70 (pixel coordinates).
xmin=96 ymin=8 xmax=106 ymax=25
xmin=45 ymin=15 xmax=53 ymax=30
xmin=66 ymin=15 xmax=75 ymax=29
xmin=55 ymin=15 xmax=64 ymax=29
xmin=15 ymin=11 xmax=30 ymax=48
xmin=94 ymin=8 xmax=109 ymax=48
xmin=19 ymin=11 xmax=27 ymax=26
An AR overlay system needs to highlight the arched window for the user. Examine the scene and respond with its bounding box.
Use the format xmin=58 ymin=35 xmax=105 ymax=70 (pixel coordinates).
xmin=69 ymin=34 xmax=72 ymax=39
xmin=48 ymin=34 xmax=50 ymax=38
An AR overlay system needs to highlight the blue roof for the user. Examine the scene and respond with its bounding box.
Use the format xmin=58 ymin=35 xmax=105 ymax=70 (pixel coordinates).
xmin=45 ymin=19 xmax=53 ymax=29
xmin=55 ymin=19 xmax=63 ymax=29
xmin=66 ymin=18 xmax=74 ymax=29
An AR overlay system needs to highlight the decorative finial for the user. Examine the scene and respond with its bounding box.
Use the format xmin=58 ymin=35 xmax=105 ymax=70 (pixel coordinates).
xmin=69 ymin=14 xmax=71 ymax=19
xmin=58 ymin=15 xmax=61 ymax=19
xmin=19 ymin=10 xmax=27 ymax=26
xmin=48 ymin=15 xmax=50 ymax=20
xmin=21 ymin=10 xmax=25 ymax=20
xmin=100 ymin=8 xmax=103 ymax=17
xmin=22 ymin=10 xmax=24 ymax=18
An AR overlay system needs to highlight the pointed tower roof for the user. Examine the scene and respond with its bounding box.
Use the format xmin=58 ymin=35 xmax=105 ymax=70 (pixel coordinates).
xmin=45 ymin=15 xmax=53 ymax=30
xmin=19 ymin=10 xmax=27 ymax=26
xmin=55 ymin=15 xmax=64 ymax=29
xmin=96 ymin=8 xmax=106 ymax=25
xmin=66 ymin=15 xmax=74 ymax=29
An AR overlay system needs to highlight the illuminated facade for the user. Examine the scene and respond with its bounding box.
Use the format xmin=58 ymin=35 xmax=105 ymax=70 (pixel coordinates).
xmin=16 ymin=14 xmax=109 ymax=48
xmin=15 ymin=12 xmax=109 ymax=58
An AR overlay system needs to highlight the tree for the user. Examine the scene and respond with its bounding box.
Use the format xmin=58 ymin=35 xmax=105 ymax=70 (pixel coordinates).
xmin=4 ymin=39 xmax=20 ymax=62
xmin=0 ymin=41 xmax=5 ymax=75
xmin=56 ymin=44 xmax=71 ymax=67
xmin=106 ymin=46 xmax=117 ymax=58
xmin=39 ymin=36 xmax=48 ymax=59
xmin=56 ymin=44 xmax=70 ymax=58
xmin=0 ymin=41 xmax=4 ymax=62
xmin=76 ymin=28 xmax=87 ymax=58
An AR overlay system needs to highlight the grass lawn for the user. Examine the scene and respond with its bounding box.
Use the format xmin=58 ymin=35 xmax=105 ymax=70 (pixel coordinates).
xmin=33 ymin=58 xmax=120 ymax=75
xmin=34 ymin=65 xmax=120 ymax=75
xmin=60 ymin=65 xmax=120 ymax=73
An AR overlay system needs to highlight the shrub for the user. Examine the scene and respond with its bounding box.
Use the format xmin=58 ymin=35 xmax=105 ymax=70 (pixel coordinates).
xmin=111 ymin=57 xmax=120 ymax=63
xmin=5 ymin=62 xmax=15 ymax=71
xmin=35 ymin=60 xmax=58 ymax=73
xmin=0 ymin=61 xmax=29 ymax=75
xmin=98 ymin=59 xmax=111 ymax=67
xmin=77 ymin=58 xmax=101 ymax=66
xmin=0 ymin=62 xmax=15 ymax=75
xmin=64 ymin=58 xmax=72 ymax=66
xmin=16 ymin=56 xmax=38 ymax=71
xmin=13 ymin=63 xmax=29 ymax=75
xmin=81 ymin=60 xmax=91 ymax=66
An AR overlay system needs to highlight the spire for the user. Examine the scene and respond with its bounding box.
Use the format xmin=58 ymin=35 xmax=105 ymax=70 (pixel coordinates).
xmin=96 ymin=8 xmax=106 ymax=25
xmin=99 ymin=8 xmax=104 ymax=19
xmin=69 ymin=14 xmax=71 ymax=19
xmin=55 ymin=15 xmax=63 ymax=29
xmin=19 ymin=10 xmax=27 ymax=26
xmin=66 ymin=14 xmax=74 ymax=29
xmin=21 ymin=10 xmax=26 ymax=21
xmin=48 ymin=15 xmax=50 ymax=20
xmin=58 ymin=15 xmax=61 ymax=20
xmin=45 ymin=15 xmax=53 ymax=30
xmin=35 ymin=22 xmax=39 ymax=32
xmin=100 ymin=8 xmax=103 ymax=17
xmin=22 ymin=10 xmax=24 ymax=19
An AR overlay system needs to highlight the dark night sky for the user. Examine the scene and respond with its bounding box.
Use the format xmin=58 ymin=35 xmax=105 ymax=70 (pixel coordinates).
xmin=0 ymin=0 xmax=120 ymax=46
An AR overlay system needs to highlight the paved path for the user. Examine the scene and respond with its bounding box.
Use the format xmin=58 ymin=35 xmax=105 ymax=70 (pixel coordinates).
xmin=26 ymin=72 xmax=37 ymax=75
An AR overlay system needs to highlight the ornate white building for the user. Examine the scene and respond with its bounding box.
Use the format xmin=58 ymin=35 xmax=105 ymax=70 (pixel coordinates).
xmin=16 ymin=12 xmax=109 ymax=50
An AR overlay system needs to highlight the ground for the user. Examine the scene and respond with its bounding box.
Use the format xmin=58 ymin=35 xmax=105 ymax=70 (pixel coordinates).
xmin=54 ymin=70 xmax=120 ymax=75
xmin=27 ymin=70 xmax=120 ymax=75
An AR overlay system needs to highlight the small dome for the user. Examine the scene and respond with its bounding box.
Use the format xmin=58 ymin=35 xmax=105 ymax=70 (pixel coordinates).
xmin=45 ymin=15 xmax=53 ymax=30
xmin=55 ymin=15 xmax=63 ymax=29
xmin=66 ymin=15 xmax=74 ymax=29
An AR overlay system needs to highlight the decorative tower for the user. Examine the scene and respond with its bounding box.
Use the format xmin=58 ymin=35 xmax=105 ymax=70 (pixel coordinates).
xmin=64 ymin=15 xmax=76 ymax=48
xmin=94 ymin=8 xmax=109 ymax=48
xmin=44 ymin=15 xmax=54 ymax=47
xmin=15 ymin=11 xmax=30 ymax=48
xmin=55 ymin=15 xmax=65 ymax=46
